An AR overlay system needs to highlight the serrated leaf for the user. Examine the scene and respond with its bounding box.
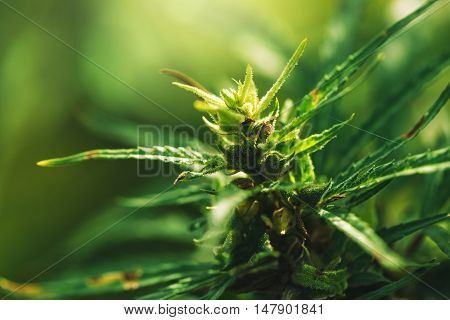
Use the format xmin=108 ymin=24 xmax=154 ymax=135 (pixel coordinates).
xmin=349 ymin=212 xmax=449 ymax=271
xmin=0 ymin=262 xmax=216 ymax=299
xmin=378 ymin=212 xmax=449 ymax=244
xmin=317 ymin=209 xmax=410 ymax=270
xmin=297 ymin=154 xmax=316 ymax=184
xmin=349 ymin=271 xmax=391 ymax=288
xmin=343 ymin=180 xmax=391 ymax=208
xmin=282 ymin=0 xmax=441 ymax=136
xmin=38 ymin=146 xmax=223 ymax=168
xmin=174 ymin=164 xmax=225 ymax=184
xmin=293 ymin=114 xmax=353 ymax=157
xmin=173 ymin=82 xmax=225 ymax=107
xmin=311 ymin=0 xmax=441 ymax=105
xmin=257 ymin=39 xmax=307 ymax=113
xmin=239 ymin=64 xmax=255 ymax=104
xmin=293 ymin=56 xmax=375 ymax=123
xmin=292 ymin=263 xmax=348 ymax=295
xmin=341 ymin=53 xmax=450 ymax=167
xmin=332 ymin=85 xmax=449 ymax=190
xmin=330 ymin=147 xmax=450 ymax=197
xmin=194 ymin=100 xmax=221 ymax=113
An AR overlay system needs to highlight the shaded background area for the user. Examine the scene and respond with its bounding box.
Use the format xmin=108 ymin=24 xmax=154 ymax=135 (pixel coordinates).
xmin=0 ymin=0 xmax=448 ymax=296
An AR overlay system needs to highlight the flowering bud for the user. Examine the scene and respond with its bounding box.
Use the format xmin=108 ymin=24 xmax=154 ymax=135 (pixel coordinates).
xmin=224 ymin=143 xmax=262 ymax=174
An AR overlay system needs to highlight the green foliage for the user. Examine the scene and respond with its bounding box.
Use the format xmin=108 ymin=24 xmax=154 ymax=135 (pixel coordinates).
xmin=37 ymin=146 xmax=221 ymax=168
xmin=378 ymin=212 xmax=449 ymax=244
xmin=357 ymin=269 xmax=429 ymax=300
xmin=38 ymin=146 xmax=225 ymax=183
xmin=328 ymin=147 xmax=449 ymax=198
xmin=293 ymin=114 xmax=353 ymax=158
xmin=329 ymin=85 xmax=449 ymax=197
xmin=348 ymin=270 xmax=391 ymax=288
xmin=292 ymin=263 xmax=348 ymax=298
xmin=120 ymin=183 xmax=213 ymax=208
xmin=3 ymin=0 xmax=448 ymax=300
xmin=317 ymin=210 xmax=410 ymax=270
xmin=341 ymin=53 xmax=450 ymax=167
xmin=0 ymin=262 xmax=217 ymax=299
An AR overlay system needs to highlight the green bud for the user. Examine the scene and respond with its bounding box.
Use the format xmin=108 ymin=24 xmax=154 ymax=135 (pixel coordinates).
xmin=225 ymin=143 xmax=262 ymax=174
xmin=261 ymin=152 xmax=287 ymax=179
xmin=256 ymin=121 xmax=274 ymax=144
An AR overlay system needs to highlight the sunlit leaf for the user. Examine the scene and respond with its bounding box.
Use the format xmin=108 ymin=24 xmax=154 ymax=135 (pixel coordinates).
xmin=293 ymin=114 xmax=353 ymax=158
xmin=257 ymin=39 xmax=307 ymax=113
xmin=329 ymin=147 xmax=450 ymax=198
xmin=38 ymin=146 xmax=223 ymax=168
xmin=172 ymin=82 xmax=225 ymax=107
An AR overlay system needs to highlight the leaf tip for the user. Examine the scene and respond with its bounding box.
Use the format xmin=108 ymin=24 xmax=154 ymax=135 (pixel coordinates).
xmin=171 ymin=81 xmax=183 ymax=87
xmin=159 ymin=68 xmax=170 ymax=74
xmin=36 ymin=159 xmax=51 ymax=167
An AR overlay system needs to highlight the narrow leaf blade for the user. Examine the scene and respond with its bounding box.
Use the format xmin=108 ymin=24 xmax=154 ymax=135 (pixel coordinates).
xmin=293 ymin=114 xmax=353 ymax=158
xmin=317 ymin=209 xmax=409 ymax=270
xmin=257 ymin=39 xmax=307 ymax=112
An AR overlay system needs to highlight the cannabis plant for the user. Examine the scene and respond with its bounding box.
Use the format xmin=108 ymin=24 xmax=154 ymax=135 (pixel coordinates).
xmin=1 ymin=0 xmax=448 ymax=299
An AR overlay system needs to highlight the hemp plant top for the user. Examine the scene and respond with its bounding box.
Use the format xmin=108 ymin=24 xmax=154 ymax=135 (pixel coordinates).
xmin=2 ymin=0 xmax=447 ymax=300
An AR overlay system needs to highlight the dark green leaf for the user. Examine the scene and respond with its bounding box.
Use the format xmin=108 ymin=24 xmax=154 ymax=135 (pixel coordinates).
xmin=357 ymin=268 xmax=428 ymax=299
xmin=425 ymin=225 xmax=450 ymax=257
xmin=349 ymin=270 xmax=391 ymax=288
xmin=378 ymin=212 xmax=449 ymax=244
xmin=120 ymin=183 xmax=212 ymax=208
xmin=317 ymin=209 xmax=409 ymax=270
xmin=0 ymin=262 xmax=217 ymax=299
xmin=201 ymin=276 xmax=235 ymax=300
xmin=292 ymin=263 xmax=348 ymax=295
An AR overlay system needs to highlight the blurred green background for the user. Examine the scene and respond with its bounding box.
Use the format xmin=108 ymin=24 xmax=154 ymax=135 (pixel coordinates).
xmin=0 ymin=0 xmax=448 ymax=283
